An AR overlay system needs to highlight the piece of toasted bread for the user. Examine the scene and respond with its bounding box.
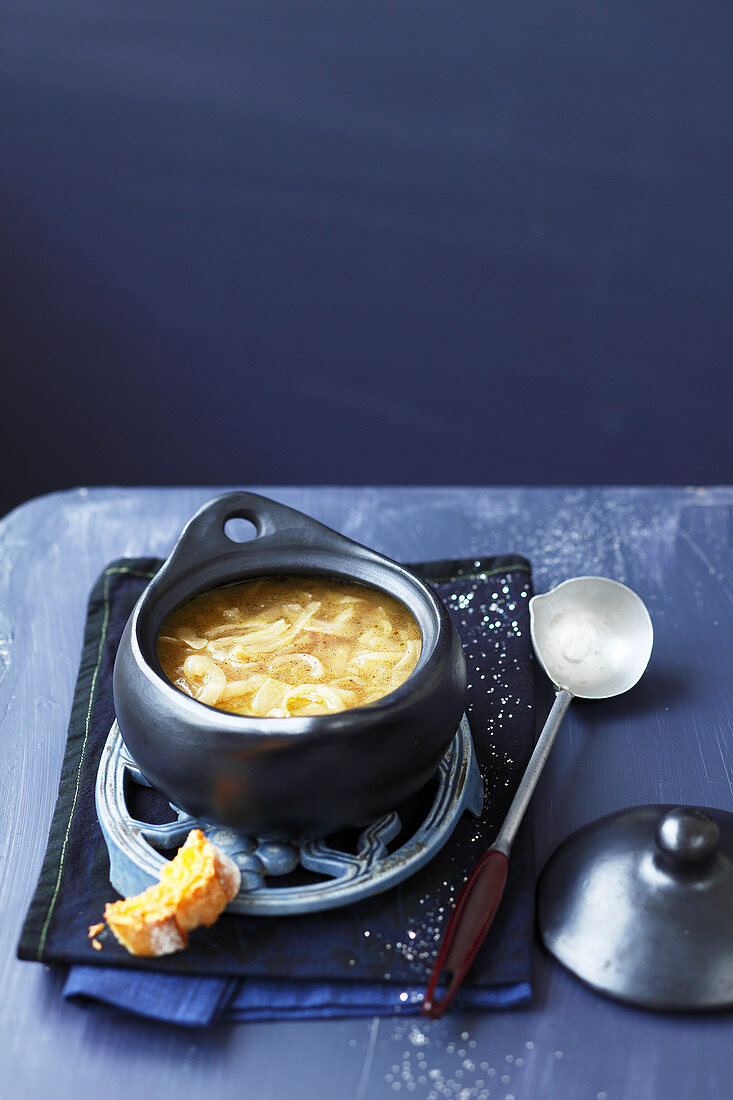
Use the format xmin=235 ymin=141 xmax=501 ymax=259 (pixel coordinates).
xmin=103 ymin=829 xmax=241 ymax=957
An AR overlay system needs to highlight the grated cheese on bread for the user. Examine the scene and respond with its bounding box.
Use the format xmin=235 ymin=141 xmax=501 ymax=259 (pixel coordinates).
xmin=103 ymin=829 xmax=241 ymax=957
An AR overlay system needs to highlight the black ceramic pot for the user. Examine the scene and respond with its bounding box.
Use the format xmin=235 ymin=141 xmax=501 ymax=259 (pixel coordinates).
xmin=113 ymin=492 xmax=467 ymax=838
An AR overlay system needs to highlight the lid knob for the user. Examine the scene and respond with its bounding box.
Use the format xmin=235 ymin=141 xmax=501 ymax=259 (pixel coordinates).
xmin=655 ymin=807 xmax=720 ymax=866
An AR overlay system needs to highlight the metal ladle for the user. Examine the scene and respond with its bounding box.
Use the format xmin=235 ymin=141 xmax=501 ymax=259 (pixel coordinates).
xmin=422 ymin=576 xmax=654 ymax=1018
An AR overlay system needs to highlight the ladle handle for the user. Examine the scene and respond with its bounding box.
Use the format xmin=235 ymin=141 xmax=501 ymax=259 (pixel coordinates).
xmin=422 ymin=688 xmax=573 ymax=1019
xmin=494 ymin=687 xmax=573 ymax=854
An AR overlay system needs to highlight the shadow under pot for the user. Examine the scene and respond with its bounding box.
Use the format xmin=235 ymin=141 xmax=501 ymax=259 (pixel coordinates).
xmin=113 ymin=491 xmax=467 ymax=839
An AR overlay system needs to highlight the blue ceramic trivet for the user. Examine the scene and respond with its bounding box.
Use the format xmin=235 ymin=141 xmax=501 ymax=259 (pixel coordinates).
xmin=96 ymin=715 xmax=482 ymax=915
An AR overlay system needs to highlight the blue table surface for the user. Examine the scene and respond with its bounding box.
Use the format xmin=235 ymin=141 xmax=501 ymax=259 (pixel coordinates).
xmin=1 ymin=486 xmax=731 ymax=1100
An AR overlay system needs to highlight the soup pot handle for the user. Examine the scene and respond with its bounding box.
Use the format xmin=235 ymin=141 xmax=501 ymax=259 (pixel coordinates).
xmin=164 ymin=491 xmax=346 ymax=569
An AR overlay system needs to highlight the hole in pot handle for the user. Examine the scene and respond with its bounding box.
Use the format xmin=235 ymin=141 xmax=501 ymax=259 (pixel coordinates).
xmin=223 ymin=516 xmax=257 ymax=543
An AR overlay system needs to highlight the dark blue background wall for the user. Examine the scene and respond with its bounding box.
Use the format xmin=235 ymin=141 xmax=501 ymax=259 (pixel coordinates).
xmin=2 ymin=1 xmax=731 ymax=517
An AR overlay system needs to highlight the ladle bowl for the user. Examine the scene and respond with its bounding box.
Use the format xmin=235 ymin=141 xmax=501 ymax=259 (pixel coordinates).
xmin=530 ymin=576 xmax=654 ymax=699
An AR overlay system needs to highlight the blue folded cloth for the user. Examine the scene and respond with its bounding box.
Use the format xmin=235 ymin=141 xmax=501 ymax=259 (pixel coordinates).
xmin=20 ymin=554 xmax=536 ymax=1025
xmin=64 ymin=969 xmax=532 ymax=1025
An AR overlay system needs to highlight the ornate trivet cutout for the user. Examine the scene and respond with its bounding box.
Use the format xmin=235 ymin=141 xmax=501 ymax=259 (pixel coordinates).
xmin=96 ymin=716 xmax=482 ymax=915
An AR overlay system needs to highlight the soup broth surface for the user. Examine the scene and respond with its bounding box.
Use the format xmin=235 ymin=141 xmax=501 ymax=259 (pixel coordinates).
xmin=157 ymin=576 xmax=422 ymax=717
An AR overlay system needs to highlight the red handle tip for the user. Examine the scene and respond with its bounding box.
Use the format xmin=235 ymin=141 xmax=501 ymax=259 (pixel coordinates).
xmin=420 ymin=848 xmax=510 ymax=1017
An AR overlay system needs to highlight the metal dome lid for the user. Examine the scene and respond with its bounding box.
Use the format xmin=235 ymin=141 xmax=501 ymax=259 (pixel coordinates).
xmin=537 ymin=804 xmax=733 ymax=1010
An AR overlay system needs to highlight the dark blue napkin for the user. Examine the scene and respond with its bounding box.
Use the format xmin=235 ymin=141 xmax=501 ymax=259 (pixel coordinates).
xmin=19 ymin=555 xmax=536 ymax=1025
